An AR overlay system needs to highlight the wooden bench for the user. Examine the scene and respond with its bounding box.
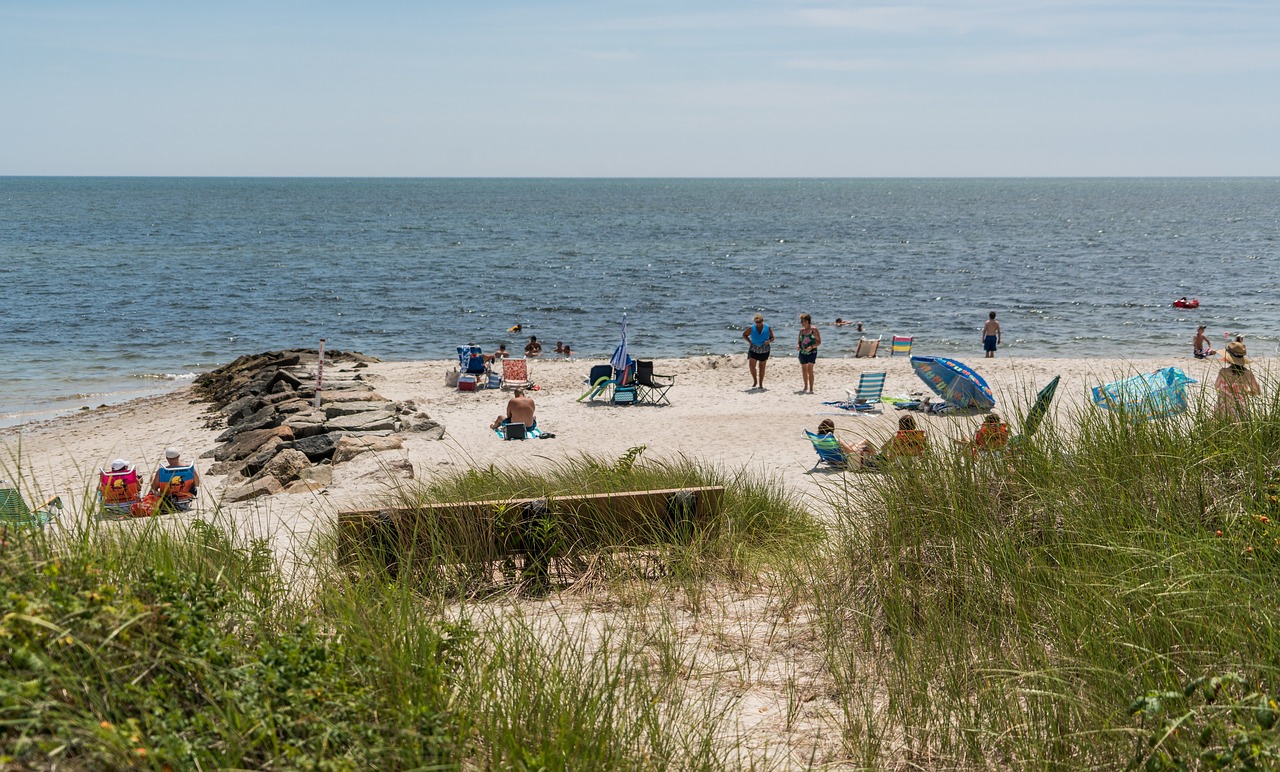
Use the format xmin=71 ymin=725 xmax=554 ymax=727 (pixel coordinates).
xmin=338 ymin=486 xmax=725 ymax=589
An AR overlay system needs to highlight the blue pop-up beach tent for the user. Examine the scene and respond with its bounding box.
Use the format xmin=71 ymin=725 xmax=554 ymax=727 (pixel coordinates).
xmin=1091 ymin=367 xmax=1197 ymax=420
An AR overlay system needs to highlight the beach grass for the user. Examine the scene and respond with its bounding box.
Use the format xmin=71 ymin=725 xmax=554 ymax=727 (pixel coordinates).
xmin=10 ymin=378 xmax=1280 ymax=768
xmin=0 ymin=454 xmax=817 ymax=770
xmin=802 ymin=373 xmax=1280 ymax=767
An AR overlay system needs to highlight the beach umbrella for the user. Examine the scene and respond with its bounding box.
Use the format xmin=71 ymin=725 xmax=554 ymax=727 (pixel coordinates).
xmin=910 ymin=356 xmax=996 ymax=410
xmin=1020 ymin=375 xmax=1060 ymax=438
xmin=610 ymin=313 xmax=630 ymax=374
xmin=1091 ymin=367 xmax=1196 ymax=421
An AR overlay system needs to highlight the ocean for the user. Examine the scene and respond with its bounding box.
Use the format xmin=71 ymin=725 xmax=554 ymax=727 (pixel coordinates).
xmin=1 ymin=177 xmax=1277 ymax=426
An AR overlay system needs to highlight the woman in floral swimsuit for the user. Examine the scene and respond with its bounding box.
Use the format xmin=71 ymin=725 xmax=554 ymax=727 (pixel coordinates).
xmin=797 ymin=313 xmax=821 ymax=393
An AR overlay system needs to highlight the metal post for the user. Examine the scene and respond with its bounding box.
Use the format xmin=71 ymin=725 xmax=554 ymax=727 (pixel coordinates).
xmin=314 ymin=338 xmax=326 ymax=409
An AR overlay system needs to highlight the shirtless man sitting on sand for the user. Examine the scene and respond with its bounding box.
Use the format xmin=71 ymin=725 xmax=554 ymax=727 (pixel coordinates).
xmin=491 ymin=388 xmax=537 ymax=431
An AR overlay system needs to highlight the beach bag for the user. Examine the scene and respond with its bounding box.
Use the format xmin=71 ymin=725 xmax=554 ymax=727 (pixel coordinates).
xmin=445 ymin=369 xmax=460 ymax=387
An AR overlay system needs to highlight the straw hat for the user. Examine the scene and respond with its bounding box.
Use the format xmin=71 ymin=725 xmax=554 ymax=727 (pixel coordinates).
xmin=1223 ymin=339 xmax=1251 ymax=367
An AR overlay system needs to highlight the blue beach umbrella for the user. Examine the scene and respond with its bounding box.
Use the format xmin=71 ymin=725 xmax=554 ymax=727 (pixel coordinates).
xmin=610 ymin=313 xmax=630 ymax=374
xmin=910 ymin=356 xmax=996 ymax=410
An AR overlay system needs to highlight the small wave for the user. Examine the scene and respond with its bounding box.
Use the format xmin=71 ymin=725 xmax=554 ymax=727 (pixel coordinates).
xmin=131 ymin=372 xmax=198 ymax=381
xmin=51 ymin=391 xmax=115 ymax=402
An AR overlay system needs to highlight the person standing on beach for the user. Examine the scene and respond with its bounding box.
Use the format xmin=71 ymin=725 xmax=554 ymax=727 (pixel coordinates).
xmin=743 ymin=313 xmax=774 ymax=390
xmin=1193 ymin=326 xmax=1216 ymax=359
xmin=797 ymin=313 xmax=821 ymax=393
xmin=982 ymin=312 xmax=1002 ymax=358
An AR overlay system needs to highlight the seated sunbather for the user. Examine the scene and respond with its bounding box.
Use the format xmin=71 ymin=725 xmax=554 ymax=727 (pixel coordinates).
xmin=132 ymin=448 xmax=200 ymax=516
xmin=99 ymin=459 xmax=141 ymax=515
xmin=953 ymin=413 xmax=1010 ymax=453
xmin=816 ymin=419 xmax=878 ymax=469
xmin=877 ymin=415 xmax=928 ymax=462
xmin=491 ymin=389 xmax=538 ymax=431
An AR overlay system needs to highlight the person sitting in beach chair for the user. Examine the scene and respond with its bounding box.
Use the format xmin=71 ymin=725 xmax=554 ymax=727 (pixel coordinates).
xmin=132 ymin=448 xmax=200 ymax=516
xmin=876 ymin=415 xmax=928 ymax=462
xmin=99 ymin=459 xmax=141 ymax=517
xmin=491 ymin=388 xmax=539 ymax=439
xmin=952 ymin=413 xmax=1010 ymax=455
xmin=805 ymin=419 xmax=877 ymax=472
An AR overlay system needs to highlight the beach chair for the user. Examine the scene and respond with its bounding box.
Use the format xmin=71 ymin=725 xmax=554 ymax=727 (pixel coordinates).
xmin=0 ymin=482 xmax=63 ymax=528
xmin=132 ymin=464 xmax=199 ymax=516
xmin=501 ymin=422 xmax=527 ymax=440
xmin=99 ymin=465 xmax=142 ymax=517
xmin=457 ymin=345 xmax=486 ymax=375
xmin=804 ymin=430 xmax=850 ymax=472
xmin=890 ymin=335 xmax=913 ymax=357
xmin=845 ymin=372 xmax=887 ymax=412
xmin=501 ymin=357 xmax=530 ymax=391
xmin=855 ymin=336 xmax=881 ymax=358
xmin=634 ymin=360 xmax=675 ymax=405
xmin=579 ymin=364 xmax=615 ymax=402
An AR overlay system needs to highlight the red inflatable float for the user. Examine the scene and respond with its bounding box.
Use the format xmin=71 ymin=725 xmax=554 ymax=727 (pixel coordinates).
xmin=1172 ymin=297 xmax=1200 ymax=309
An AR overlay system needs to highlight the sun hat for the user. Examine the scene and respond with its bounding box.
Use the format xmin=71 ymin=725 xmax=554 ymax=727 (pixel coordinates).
xmin=164 ymin=447 xmax=181 ymax=459
xmin=110 ymin=459 xmax=128 ymax=471
xmin=1223 ymin=339 xmax=1251 ymax=367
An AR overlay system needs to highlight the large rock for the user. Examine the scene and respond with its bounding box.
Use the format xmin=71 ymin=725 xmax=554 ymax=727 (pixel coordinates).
xmin=282 ymin=409 xmax=329 ymax=439
xmin=273 ymin=398 xmax=313 ymax=415
xmin=225 ymin=476 xmax=283 ymax=502
xmin=326 ymin=410 xmax=399 ymax=433
xmin=290 ymin=432 xmax=348 ymax=462
xmin=208 ymin=459 xmax=248 ymax=478
xmin=239 ymin=437 xmax=287 ymax=477
xmin=333 ymin=434 xmax=405 ymax=464
xmin=222 ymin=394 xmax=265 ymax=424
xmin=252 ymin=449 xmax=311 ymax=485
xmin=322 ymin=391 xmax=386 ymax=404
xmin=215 ymin=405 xmax=279 ymax=441
xmin=402 ymin=412 xmax=445 ymax=439
xmin=297 ymin=463 xmax=333 ymax=486
xmin=324 ymin=401 xmax=391 ymax=419
xmin=214 ymin=426 xmax=294 ymax=462
xmin=284 ymin=480 xmax=328 ymax=495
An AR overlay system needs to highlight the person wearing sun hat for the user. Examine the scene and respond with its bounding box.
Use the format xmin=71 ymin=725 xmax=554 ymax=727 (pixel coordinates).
xmin=1215 ymin=336 xmax=1260 ymax=420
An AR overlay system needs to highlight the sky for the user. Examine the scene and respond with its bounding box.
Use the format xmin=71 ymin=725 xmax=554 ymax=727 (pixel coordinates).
xmin=3 ymin=1 xmax=1278 ymax=177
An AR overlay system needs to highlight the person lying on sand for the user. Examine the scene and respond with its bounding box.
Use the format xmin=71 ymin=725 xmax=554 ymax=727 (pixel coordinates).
xmin=491 ymin=388 xmax=537 ymax=431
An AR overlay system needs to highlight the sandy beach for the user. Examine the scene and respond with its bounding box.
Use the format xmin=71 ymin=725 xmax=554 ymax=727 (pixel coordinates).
xmin=2 ymin=352 xmax=1257 ymax=548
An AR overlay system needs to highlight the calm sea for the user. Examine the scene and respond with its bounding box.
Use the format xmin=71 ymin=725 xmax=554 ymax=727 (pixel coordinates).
xmin=2 ymin=177 xmax=1277 ymax=425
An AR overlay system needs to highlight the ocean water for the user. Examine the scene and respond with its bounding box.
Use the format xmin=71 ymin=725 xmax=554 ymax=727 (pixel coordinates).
xmin=1 ymin=177 xmax=1277 ymax=425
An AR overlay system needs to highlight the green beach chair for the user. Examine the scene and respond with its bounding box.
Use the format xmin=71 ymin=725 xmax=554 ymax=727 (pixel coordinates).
xmin=0 ymin=481 xmax=63 ymax=528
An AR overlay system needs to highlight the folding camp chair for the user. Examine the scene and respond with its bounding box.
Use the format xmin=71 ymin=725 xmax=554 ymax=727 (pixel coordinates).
xmin=99 ymin=465 xmax=141 ymax=517
xmin=804 ymin=430 xmax=850 ymax=472
xmin=0 ymin=482 xmax=62 ymax=528
xmin=890 ymin=335 xmax=913 ymax=357
xmin=457 ymin=345 xmax=486 ymax=375
xmin=501 ymin=357 xmax=531 ymax=390
xmin=846 ymin=372 xmax=886 ymax=412
xmin=634 ymin=360 xmax=675 ymax=405
xmin=855 ymin=336 xmax=881 ymax=358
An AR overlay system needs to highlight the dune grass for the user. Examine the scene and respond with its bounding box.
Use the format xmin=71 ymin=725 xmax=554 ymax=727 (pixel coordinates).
xmin=0 ymin=451 xmax=817 ymax=770
xmin=803 ymin=375 xmax=1280 ymax=767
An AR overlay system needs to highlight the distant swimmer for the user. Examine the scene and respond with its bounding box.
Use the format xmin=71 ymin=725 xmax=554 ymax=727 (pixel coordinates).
xmin=508 ymin=324 xmax=523 ymax=333
xmin=834 ymin=317 xmax=851 ymax=327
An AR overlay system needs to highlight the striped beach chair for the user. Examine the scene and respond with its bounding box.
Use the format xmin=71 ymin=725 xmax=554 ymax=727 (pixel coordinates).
xmin=890 ymin=335 xmax=913 ymax=357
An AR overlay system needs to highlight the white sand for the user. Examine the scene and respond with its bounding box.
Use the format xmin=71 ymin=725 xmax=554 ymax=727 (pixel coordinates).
xmin=1 ymin=353 xmax=1257 ymax=548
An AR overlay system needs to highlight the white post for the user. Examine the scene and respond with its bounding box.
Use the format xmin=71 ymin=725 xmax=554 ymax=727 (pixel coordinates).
xmin=314 ymin=338 xmax=326 ymax=409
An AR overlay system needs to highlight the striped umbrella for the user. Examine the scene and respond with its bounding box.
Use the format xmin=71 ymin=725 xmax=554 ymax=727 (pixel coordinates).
xmin=910 ymin=355 xmax=996 ymax=410
xmin=610 ymin=313 xmax=630 ymax=375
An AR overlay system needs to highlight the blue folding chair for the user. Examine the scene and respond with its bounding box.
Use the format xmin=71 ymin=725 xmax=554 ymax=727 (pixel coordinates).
xmin=457 ymin=345 xmax=486 ymax=375
xmin=804 ymin=430 xmax=850 ymax=472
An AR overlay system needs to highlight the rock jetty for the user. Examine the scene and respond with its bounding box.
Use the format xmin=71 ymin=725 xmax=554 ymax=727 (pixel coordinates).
xmin=193 ymin=349 xmax=443 ymax=502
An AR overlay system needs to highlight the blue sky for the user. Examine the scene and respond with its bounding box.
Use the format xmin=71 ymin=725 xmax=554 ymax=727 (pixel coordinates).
xmin=3 ymin=1 xmax=1277 ymax=176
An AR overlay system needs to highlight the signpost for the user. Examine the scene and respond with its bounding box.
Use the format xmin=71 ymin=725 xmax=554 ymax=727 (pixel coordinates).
xmin=314 ymin=338 xmax=326 ymax=409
